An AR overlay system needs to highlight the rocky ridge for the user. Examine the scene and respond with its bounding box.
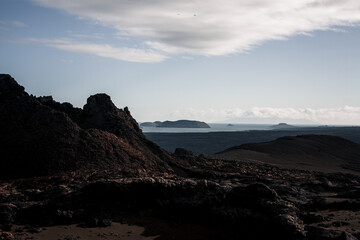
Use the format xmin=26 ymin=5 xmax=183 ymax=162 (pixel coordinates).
xmin=0 ymin=74 xmax=176 ymax=179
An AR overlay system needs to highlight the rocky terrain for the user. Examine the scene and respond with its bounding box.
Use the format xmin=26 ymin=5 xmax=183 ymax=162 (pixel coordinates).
xmin=0 ymin=74 xmax=360 ymax=240
xmin=215 ymin=135 xmax=360 ymax=175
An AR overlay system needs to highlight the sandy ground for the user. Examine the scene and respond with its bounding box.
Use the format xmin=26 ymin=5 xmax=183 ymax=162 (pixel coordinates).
xmin=11 ymin=222 xmax=158 ymax=240
xmin=9 ymin=215 xmax=233 ymax=240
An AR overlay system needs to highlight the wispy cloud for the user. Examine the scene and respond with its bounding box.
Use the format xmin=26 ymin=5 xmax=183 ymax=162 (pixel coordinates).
xmin=0 ymin=20 xmax=27 ymax=31
xmin=169 ymin=106 xmax=360 ymax=125
xmin=29 ymin=0 xmax=360 ymax=58
xmin=27 ymin=38 xmax=167 ymax=63
xmin=60 ymin=58 xmax=73 ymax=63
xmin=0 ymin=20 xmax=27 ymax=28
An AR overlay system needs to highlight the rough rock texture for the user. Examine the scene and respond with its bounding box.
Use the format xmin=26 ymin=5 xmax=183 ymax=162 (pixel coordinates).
xmin=0 ymin=74 xmax=174 ymax=179
xmin=174 ymin=148 xmax=194 ymax=157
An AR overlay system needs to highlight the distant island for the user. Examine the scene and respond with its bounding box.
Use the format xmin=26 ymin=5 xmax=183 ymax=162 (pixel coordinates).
xmin=140 ymin=120 xmax=210 ymax=128
xmin=139 ymin=121 xmax=162 ymax=127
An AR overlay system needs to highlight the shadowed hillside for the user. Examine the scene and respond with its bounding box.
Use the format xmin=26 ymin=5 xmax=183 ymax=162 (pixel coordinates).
xmin=215 ymin=135 xmax=360 ymax=175
xmin=0 ymin=74 xmax=176 ymax=179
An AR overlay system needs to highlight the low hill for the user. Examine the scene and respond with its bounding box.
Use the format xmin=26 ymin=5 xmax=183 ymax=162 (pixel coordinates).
xmin=215 ymin=134 xmax=360 ymax=175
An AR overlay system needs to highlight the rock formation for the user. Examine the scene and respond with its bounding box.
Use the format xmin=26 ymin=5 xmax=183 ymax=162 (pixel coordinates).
xmin=0 ymin=74 xmax=174 ymax=179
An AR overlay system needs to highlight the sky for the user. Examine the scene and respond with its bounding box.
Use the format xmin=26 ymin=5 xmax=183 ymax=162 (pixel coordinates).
xmin=1 ymin=0 xmax=360 ymax=125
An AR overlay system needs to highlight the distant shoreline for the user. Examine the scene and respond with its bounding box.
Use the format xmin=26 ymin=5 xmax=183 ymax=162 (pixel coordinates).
xmin=144 ymin=126 xmax=360 ymax=154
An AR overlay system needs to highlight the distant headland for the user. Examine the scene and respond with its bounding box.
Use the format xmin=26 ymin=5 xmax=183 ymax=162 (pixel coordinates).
xmin=140 ymin=120 xmax=210 ymax=128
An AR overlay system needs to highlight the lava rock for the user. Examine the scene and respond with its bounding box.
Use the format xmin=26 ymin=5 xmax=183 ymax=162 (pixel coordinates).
xmin=0 ymin=231 xmax=14 ymax=240
xmin=0 ymin=204 xmax=16 ymax=231
xmin=174 ymin=148 xmax=194 ymax=157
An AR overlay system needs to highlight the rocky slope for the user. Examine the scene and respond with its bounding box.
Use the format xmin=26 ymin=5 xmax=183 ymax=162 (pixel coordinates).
xmin=215 ymin=135 xmax=360 ymax=175
xmin=0 ymin=74 xmax=175 ymax=179
xmin=0 ymin=74 xmax=359 ymax=240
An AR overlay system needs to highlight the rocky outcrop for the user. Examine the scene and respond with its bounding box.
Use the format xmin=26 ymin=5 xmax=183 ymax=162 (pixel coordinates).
xmin=0 ymin=74 xmax=174 ymax=179
xmin=174 ymin=148 xmax=194 ymax=157
xmin=12 ymin=179 xmax=306 ymax=239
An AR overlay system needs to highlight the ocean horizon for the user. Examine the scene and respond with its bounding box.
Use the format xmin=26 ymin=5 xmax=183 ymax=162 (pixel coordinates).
xmin=140 ymin=123 xmax=320 ymax=133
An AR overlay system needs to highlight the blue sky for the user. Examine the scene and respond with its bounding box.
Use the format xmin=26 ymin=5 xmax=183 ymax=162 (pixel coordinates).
xmin=1 ymin=0 xmax=360 ymax=124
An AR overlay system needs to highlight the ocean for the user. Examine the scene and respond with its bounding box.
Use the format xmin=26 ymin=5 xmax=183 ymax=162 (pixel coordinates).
xmin=140 ymin=123 xmax=273 ymax=133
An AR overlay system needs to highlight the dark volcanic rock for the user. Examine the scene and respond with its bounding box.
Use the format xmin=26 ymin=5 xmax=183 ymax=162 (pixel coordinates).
xmin=174 ymin=148 xmax=194 ymax=157
xmin=0 ymin=231 xmax=14 ymax=240
xmin=306 ymin=226 xmax=357 ymax=240
xmin=0 ymin=204 xmax=16 ymax=231
xmin=0 ymin=74 xmax=174 ymax=179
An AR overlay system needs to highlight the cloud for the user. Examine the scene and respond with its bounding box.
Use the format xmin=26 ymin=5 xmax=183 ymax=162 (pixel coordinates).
xmin=0 ymin=20 xmax=27 ymax=31
xmin=29 ymin=0 xmax=360 ymax=58
xmin=60 ymin=58 xmax=73 ymax=63
xmin=168 ymin=106 xmax=360 ymax=125
xmin=0 ymin=20 xmax=27 ymax=27
xmin=27 ymin=38 xmax=167 ymax=63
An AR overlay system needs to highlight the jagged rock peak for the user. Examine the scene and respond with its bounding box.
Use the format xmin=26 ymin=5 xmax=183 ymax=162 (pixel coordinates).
xmin=81 ymin=93 xmax=141 ymax=136
xmin=84 ymin=93 xmax=117 ymax=114
xmin=0 ymin=74 xmax=175 ymax=179
xmin=0 ymin=74 xmax=27 ymax=99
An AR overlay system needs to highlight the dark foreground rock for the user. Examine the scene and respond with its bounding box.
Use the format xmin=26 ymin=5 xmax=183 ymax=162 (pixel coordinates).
xmin=2 ymin=167 xmax=360 ymax=239
xmin=0 ymin=74 xmax=177 ymax=179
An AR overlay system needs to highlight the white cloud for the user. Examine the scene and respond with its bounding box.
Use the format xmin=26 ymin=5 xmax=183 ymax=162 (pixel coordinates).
xmin=168 ymin=106 xmax=360 ymax=125
xmin=29 ymin=0 xmax=360 ymax=58
xmin=27 ymin=38 xmax=167 ymax=63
